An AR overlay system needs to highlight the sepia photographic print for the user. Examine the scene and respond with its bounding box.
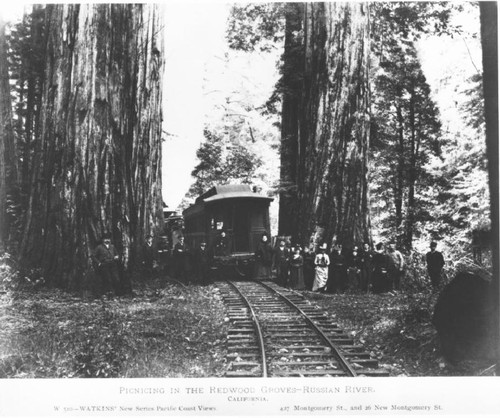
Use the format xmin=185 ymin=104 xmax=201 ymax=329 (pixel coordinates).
xmin=0 ymin=0 xmax=499 ymax=416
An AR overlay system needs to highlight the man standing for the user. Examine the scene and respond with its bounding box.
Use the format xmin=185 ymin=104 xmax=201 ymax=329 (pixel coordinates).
xmin=214 ymin=230 xmax=230 ymax=257
xmin=194 ymin=241 xmax=211 ymax=285
xmin=142 ymin=235 xmax=156 ymax=277
xmin=360 ymin=242 xmax=373 ymax=292
xmin=346 ymin=245 xmax=362 ymax=292
xmin=255 ymin=233 xmax=273 ymax=279
xmin=426 ymin=241 xmax=445 ymax=289
xmin=272 ymin=240 xmax=290 ymax=287
xmin=327 ymin=243 xmax=345 ymax=293
xmin=173 ymin=236 xmax=188 ymax=283
xmin=372 ymin=243 xmax=389 ymax=293
xmin=387 ymin=243 xmax=404 ymax=291
xmin=303 ymin=246 xmax=316 ymax=290
xmin=94 ymin=233 xmax=121 ymax=296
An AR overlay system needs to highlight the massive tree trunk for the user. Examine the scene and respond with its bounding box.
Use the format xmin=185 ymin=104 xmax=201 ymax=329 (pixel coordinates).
xmin=19 ymin=4 xmax=164 ymax=291
xmin=405 ymin=89 xmax=417 ymax=250
xmin=479 ymin=1 xmax=499 ymax=370
xmin=395 ymin=103 xmax=404 ymax=240
xmin=0 ymin=16 xmax=18 ymax=250
xmin=279 ymin=2 xmax=371 ymax=248
xmin=21 ymin=6 xmax=45 ymax=206
xmin=278 ymin=2 xmax=303 ymax=237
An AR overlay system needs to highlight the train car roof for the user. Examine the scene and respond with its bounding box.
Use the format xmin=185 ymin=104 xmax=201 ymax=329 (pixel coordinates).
xmin=195 ymin=184 xmax=273 ymax=204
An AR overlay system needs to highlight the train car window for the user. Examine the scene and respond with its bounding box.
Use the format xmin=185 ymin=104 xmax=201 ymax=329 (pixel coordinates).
xmin=211 ymin=216 xmax=224 ymax=230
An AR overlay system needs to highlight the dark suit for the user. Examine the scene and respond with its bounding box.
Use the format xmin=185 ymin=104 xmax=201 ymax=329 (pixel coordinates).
xmin=372 ymin=251 xmax=389 ymax=293
xmin=426 ymin=250 xmax=445 ymax=288
xmin=94 ymin=243 xmax=120 ymax=294
xmin=360 ymin=249 xmax=373 ymax=292
xmin=194 ymin=246 xmax=211 ymax=285
xmin=327 ymin=250 xmax=346 ymax=292
xmin=273 ymin=246 xmax=290 ymax=286
xmin=173 ymin=242 xmax=188 ymax=282
xmin=255 ymin=241 xmax=273 ymax=279
xmin=142 ymin=243 xmax=156 ymax=276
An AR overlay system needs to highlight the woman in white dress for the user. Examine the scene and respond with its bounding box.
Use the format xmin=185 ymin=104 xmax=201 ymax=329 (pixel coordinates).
xmin=312 ymin=243 xmax=330 ymax=292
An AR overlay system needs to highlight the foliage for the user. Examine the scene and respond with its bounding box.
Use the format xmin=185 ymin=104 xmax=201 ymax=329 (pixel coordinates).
xmin=371 ymin=1 xmax=460 ymax=55
xmin=0 ymin=277 xmax=228 ymax=378
xmin=460 ymin=73 xmax=485 ymax=133
xmin=5 ymin=7 xmax=46 ymax=248
xmin=370 ymin=39 xmax=442 ymax=249
xmin=369 ymin=2 xmax=488 ymax=259
xmin=188 ymin=128 xmax=263 ymax=199
xmin=227 ymin=3 xmax=285 ymax=52
xmin=184 ymin=44 xmax=281 ymax=223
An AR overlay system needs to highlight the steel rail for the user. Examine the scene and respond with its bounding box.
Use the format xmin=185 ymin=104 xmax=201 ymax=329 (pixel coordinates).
xmin=225 ymin=280 xmax=268 ymax=377
xmin=257 ymin=280 xmax=358 ymax=377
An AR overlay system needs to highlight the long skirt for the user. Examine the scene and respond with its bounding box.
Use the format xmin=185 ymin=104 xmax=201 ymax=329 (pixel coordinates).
xmin=304 ymin=266 xmax=315 ymax=290
xmin=256 ymin=262 xmax=272 ymax=280
xmin=347 ymin=267 xmax=360 ymax=291
xmin=312 ymin=267 xmax=328 ymax=291
xmin=276 ymin=262 xmax=289 ymax=287
xmin=289 ymin=267 xmax=304 ymax=290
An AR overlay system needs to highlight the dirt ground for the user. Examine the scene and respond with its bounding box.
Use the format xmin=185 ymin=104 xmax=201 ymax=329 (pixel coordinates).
xmin=301 ymin=289 xmax=495 ymax=376
xmin=0 ymin=272 xmax=495 ymax=378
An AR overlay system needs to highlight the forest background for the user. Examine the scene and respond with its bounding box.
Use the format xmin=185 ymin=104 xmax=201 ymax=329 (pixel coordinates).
xmin=0 ymin=1 xmax=491 ymax=278
xmin=0 ymin=0 xmax=496 ymax=380
xmin=166 ymin=2 xmax=488 ymax=260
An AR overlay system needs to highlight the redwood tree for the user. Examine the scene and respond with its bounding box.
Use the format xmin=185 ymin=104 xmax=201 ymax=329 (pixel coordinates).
xmin=19 ymin=4 xmax=164 ymax=290
xmin=479 ymin=1 xmax=499 ymax=368
xmin=278 ymin=2 xmax=303 ymax=237
xmin=279 ymin=2 xmax=371 ymax=248
xmin=0 ymin=16 xmax=18 ymax=251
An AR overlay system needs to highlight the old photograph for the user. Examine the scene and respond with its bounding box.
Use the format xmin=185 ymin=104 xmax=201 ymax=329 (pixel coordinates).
xmin=0 ymin=0 xmax=498 ymax=416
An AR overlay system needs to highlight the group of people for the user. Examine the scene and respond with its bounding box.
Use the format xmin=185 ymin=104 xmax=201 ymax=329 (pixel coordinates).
xmin=92 ymin=230 xmax=445 ymax=296
xmin=254 ymin=234 xmax=445 ymax=294
xmin=309 ymin=242 xmax=406 ymax=293
xmin=170 ymin=236 xmax=212 ymax=285
xmin=255 ymin=237 xmax=309 ymax=289
xmin=92 ymin=233 xmax=134 ymax=296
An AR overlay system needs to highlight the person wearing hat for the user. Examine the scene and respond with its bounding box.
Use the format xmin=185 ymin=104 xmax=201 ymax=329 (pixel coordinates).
xmin=327 ymin=242 xmax=345 ymax=293
xmin=194 ymin=241 xmax=211 ymax=285
xmin=426 ymin=241 xmax=445 ymax=289
xmin=255 ymin=232 xmax=273 ymax=279
xmin=93 ymin=233 xmax=121 ymax=296
xmin=272 ymin=239 xmax=290 ymax=287
xmin=360 ymin=242 xmax=373 ymax=292
xmin=346 ymin=245 xmax=362 ymax=292
xmin=142 ymin=234 xmax=157 ymax=278
xmin=213 ymin=230 xmax=230 ymax=257
xmin=173 ymin=236 xmax=189 ymax=283
xmin=312 ymin=243 xmax=330 ymax=292
xmin=302 ymin=245 xmax=316 ymax=290
xmin=289 ymin=245 xmax=304 ymax=290
xmin=372 ymin=242 xmax=390 ymax=293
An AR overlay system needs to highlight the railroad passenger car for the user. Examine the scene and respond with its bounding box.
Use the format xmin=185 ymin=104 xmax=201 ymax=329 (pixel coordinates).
xmin=183 ymin=184 xmax=273 ymax=276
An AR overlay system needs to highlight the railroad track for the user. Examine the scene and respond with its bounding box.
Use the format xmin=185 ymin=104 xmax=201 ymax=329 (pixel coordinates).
xmin=217 ymin=279 xmax=389 ymax=378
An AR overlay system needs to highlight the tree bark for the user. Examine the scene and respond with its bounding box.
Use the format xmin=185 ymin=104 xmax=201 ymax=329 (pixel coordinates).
xmin=21 ymin=6 xmax=45 ymax=205
xmin=405 ymin=89 xmax=417 ymax=250
xmin=19 ymin=4 xmax=164 ymax=291
xmin=0 ymin=16 xmax=18 ymax=250
xmin=395 ymin=103 xmax=404 ymax=241
xmin=280 ymin=2 xmax=371 ymax=249
xmin=479 ymin=1 xmax=499 ymax=371
xmin=278 ymin=2 xmax=303 ymax=237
